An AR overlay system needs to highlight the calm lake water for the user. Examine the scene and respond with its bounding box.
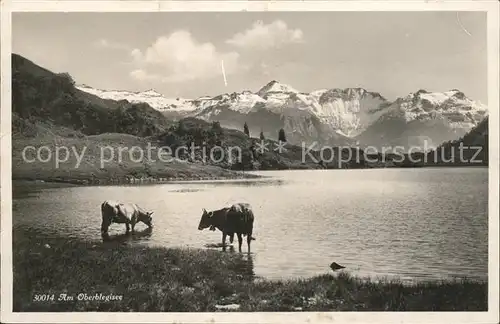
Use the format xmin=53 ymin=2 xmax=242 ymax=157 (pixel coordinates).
xmin=13 ymin=168 xmax=488 ymax=282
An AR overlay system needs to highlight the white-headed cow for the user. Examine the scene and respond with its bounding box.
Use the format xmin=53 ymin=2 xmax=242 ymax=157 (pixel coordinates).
xmin=101 ymin=200 xmax=153 ymax=235
xmin=198 ymin=203 xmax=255 ymax=253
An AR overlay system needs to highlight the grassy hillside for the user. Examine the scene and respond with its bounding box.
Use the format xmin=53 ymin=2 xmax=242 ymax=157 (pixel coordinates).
xmin=12 ymin=118 xmax=366 ymax=184
xmin=12 ymin=54 xmax=174 ymax=138
xmin=12 ymin=133 xmax=259 ymax=184
xmin=426 ymin=116 xmax=488 ymax=166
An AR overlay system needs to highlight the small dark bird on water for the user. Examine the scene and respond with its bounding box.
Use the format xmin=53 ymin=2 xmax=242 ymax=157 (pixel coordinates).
xmin=330 ymin=262 xmax=346 ymax=271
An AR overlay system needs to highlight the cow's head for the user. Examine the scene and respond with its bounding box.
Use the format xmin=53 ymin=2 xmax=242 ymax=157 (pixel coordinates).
xmin=198 ymin=208 xmax=213 ymax=230
xmin=139 ymin=211 xmax=154 ymax=228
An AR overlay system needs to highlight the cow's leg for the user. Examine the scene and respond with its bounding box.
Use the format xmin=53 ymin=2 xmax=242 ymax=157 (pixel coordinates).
xmin=125 ymin=222 xmax=130 ymax=233
xmin=247 ymin=233 xmax=252 ymax=253
xmin=237 ymin=233 xmax=243 ymax=253
xmin=130 ymin=215 xmax=138 ymax=233
xmin=229 ymin=233 xmax=234 ymax=244
xmin=101 ymin=219 xmax=111 ymax=235
xmin=222 ymin=232 xmax=227 ymax=252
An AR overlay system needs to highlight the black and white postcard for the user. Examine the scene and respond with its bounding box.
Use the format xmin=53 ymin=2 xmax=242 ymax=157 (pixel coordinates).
xmin=1 ymin=1 xmax=499 ymax=323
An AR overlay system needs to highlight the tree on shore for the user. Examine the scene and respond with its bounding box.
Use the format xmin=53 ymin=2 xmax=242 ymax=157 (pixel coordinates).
xmin=211 ymin=121 xmax=222 ymax=135
xmin=259 ymin=130 xmax=265 ymax=140
xmin=243 ymin=122 xmax=250 ymax=137
xmin=278 ymin=128 xmax=287 ymax=142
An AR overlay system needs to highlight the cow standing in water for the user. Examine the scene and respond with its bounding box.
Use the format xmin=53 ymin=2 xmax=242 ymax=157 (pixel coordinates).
xmin=101 ymin=200 xmax=153 ymax=235
xmin=198 ymin=203 xmax=255 ymax=253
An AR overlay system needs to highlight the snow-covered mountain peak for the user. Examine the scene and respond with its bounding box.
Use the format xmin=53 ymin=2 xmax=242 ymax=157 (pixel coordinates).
xmin=401 ymin=89 xmax=487 ymax=110
xmin=392 ymin=89 xmax=488 ymax=128
xmin=75 ymin=84 xmax=195 ymax=111
xmin=257 ymin=80 xmax=299 ymax=96
xmin=407 ymin=89 xmax=460 ymax=104
xmin=194 ymin=91 xmax=266 ymax=115
xmin=317 ymin=88 xmax=386 ymax=104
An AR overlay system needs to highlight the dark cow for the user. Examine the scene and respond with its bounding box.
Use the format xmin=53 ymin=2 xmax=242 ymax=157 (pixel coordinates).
xmin=101 ymin=200 xmax=153 ymax=235
xmin=198 ymin=203 xmax=255 ymax=252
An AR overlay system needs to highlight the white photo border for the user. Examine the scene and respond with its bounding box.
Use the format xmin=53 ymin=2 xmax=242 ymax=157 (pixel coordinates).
xmin=1 ymin=1 xmax=499 ymax=323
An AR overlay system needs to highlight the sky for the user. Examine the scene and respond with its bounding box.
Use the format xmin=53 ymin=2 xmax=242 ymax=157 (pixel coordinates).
xmin=12 ymin=11 xmax=487 ymax=103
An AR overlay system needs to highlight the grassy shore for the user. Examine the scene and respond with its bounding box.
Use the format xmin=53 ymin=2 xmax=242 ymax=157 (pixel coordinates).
xmin=13 ymin=227 xmax=487 ymax=312
xmin=12 ymin=134 xmax=261 ymax=185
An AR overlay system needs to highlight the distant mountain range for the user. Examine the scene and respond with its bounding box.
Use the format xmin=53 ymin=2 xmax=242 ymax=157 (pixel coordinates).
xmin=77 ymin=81 xmax=488 ymax=151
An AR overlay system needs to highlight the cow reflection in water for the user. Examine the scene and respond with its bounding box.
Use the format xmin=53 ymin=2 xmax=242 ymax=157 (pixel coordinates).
xmin=198 ymin=203 xmax=255 ymax=253
xmin=204 ymin=244 xmax=255 ymax=280
xmin=204 ymin=242 xmax=236 ymax=252
xmin=204 ymin=243 xmax=255 ymax=279
xmin=101 ymin=227 xmax=153 ymax=243
xmin=235 ymin=251 xmax=255 ymax=280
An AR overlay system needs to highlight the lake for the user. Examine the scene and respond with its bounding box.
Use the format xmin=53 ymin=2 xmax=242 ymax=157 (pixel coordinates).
xmin=13 ymin=167 xmax=488 ymax=282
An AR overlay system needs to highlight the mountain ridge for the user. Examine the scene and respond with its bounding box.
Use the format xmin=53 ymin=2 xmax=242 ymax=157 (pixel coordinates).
xmin=77 ymin=81 xmax=487 ymax=151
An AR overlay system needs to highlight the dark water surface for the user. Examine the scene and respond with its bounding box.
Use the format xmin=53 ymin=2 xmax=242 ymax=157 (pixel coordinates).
xmin=13 ymin=168 xmax=488 ymax=282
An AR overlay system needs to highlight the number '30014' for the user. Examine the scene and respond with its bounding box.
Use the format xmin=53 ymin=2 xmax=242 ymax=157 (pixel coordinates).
xmin=33 ymin=294 xmax=55 ymax=302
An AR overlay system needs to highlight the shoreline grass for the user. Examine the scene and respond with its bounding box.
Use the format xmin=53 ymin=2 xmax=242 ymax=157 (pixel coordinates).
xmin=13 ymin=227 xmax=487 ymax=312
xmin=12 ymin=134 xmax=262 ymax=186
xmin=11 ymin=171 xmax=261 ymax=187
